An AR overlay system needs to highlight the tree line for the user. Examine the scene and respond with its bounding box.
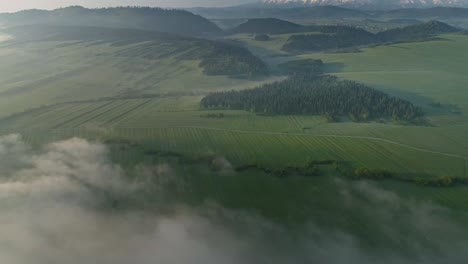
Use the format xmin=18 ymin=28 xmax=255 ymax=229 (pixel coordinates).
xmin=200 ymin=75 xmax=423 ymax=121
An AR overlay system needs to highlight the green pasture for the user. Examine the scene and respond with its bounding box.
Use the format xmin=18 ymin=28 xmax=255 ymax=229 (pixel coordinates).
xmin=1 ymin=97 xmax=466 ymax=180
xmin=0 ymin=38 xmax=281 ymax=118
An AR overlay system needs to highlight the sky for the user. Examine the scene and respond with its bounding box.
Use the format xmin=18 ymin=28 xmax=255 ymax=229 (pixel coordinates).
xmin=0 ymin=0 xmax=257 ymax=12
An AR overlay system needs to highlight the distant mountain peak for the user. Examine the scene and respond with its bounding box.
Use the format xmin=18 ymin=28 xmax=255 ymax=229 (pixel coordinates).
xmin=262 ymin=0 xmax=466 ymax=8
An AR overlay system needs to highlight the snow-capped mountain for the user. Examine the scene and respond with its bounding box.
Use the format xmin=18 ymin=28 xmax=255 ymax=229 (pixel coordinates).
xmin=262 ymin=0 xmax=466 ymax=8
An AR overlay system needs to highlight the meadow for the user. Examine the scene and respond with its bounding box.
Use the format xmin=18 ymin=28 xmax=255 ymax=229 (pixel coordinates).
xmin=0 ymin=37 xmax=281 ymax=118
xmin=2 ymin=96 xmax=466 ymax=180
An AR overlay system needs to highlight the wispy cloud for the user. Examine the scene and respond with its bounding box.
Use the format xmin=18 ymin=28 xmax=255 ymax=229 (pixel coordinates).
xmin=0 ymin=134 xmax=467 ymax=264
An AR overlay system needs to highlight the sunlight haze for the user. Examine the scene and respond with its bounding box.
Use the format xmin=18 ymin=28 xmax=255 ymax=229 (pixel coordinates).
xmin=0 ymin=0 xmax=256 ymax=12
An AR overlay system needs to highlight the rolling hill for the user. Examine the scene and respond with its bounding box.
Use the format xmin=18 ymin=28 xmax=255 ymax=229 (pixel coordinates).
xmin=229 ymin=18 xmax=305 ymax=34
xmin=4 ymin=24 xmax=267 ymax=79
xmin=0 ymin=6 xmax=223 ymax=37
xmin=278 ymin=20 xmax=460 ymax=52
xmin=189 ymin=5 xmax=368 ymax=19
xmin=376 ymin=20 xmax=459 ymax=42
xmin=230 ymin=17 xmax=378 ymax=35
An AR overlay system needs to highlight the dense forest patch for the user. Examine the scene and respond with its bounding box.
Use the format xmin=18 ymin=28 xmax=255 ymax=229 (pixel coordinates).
xmin=201 ymin=75 xmax=423 ymax=122
xmin=231 ymin=18 xmax=378 ymax=36
xmin=282 ymin=31 xmax=377 ymax=53
xmin=230 ymin=18 xmax=305 ymax=34
xmin=200 ymin=42 xmax=269 ymax=78
xmin=254 ymin=34 xmax=271 ymax=41
xmin=376 ymin=20 xmax=459 ymax=42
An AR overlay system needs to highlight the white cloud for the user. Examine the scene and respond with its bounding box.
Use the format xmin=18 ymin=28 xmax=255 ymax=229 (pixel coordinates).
xmin=0 ymin=134 xmax=467 ymax=264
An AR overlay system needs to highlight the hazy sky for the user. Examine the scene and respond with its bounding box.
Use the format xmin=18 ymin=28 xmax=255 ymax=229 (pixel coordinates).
xmin=0 ymin=0 xmax=257 ymax=12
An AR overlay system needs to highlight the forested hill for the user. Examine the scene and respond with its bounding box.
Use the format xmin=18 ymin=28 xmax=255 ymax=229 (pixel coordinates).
xmin=4 ymin=25 xmax=268 ymax=79
xmin=201 ymin=75 xmax=423 ymax=122
xmin=376 ymin=20 xmax=459 ymax=42
xmin=230 ymin=18 xmax=305 ymax=34
xmin=0 ymin=6 xmax=222 ymax=37
xmin=230 ymin=18 xmax=373 ymax=35
xmin=281 ymin=20 xmax=459 ymax=52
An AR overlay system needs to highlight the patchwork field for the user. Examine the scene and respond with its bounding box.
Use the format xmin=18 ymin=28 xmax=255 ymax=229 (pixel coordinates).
xmin=1 ymin=28 xmax=468 ymax=230
xmin=2 ymin=96 xmax=467 ymax=180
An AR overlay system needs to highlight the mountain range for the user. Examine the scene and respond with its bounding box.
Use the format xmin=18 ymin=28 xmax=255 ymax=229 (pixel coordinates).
xmin=262 ymin=0 xmax=467 ymax=8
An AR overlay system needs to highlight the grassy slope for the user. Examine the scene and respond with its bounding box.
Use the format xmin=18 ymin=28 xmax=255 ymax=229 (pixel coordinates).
xmin=1 ymin=97 xmax=466 ymax=179
xmin=0 ymin=37 xmax=280 ymax=118
xmin=309 ymin=35 xmax=468 ymax=119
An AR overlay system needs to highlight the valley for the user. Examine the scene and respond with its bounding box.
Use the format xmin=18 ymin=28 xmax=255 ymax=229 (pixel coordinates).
xmin=1 ymin=5 xmax=468 ymax=262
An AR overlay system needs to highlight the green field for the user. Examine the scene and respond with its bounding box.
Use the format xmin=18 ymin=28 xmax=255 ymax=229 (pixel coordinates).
xmin=2 ymin=96 xmax=466 ymax=179
xmin=312 ymin=35 xmax=468 ymax=120
xmin=3 ymin=34 xmax=468 ymax=180
xmin=0 ymin=37 xmax=282 ymax=118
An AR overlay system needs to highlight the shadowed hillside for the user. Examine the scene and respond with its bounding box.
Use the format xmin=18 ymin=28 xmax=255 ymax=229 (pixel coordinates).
xmin=189 ymin=5 xmax=368 ymax=19
xmin=279 ymin=20 xmax=460 ymax=52
xmin=0 ymin=6 xmax=223 ymax=37
xmin=376 ymin=20 xmax=459 ymax=42
xmin=230 ymin=18 xmax=305 ymax=34
xmin=4 ymin=25 xmax=268 ymax=79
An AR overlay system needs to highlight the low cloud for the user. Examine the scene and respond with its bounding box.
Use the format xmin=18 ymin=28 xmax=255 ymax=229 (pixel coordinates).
xmin=0 ymin=134 xmax=467 ymax=264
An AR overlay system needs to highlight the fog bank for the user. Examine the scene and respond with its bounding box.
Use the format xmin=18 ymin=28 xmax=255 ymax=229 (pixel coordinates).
xmin=0 ymin=134 xmax=467 ymax=264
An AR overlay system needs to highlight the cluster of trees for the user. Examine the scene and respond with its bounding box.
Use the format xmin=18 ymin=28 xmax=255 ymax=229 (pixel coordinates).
xmin=283 ymin=32 xmax=376 ymax=52
xmin=254 ymin=34 xmax=271 ymax=41
xmin=200 ymin=113 xmax=225 ymax=118
xmin=333 ymin=163 xmax=457 ymax=187
xmin=200 ymin=42 xmax=269 ymax=78
xmin=282 ymin=20 xmax=458 ymax=53
xmin=135 ymin=142 xmax=459 ymax=188
xmin=415 ymin=175 xmax=455 ymax=187
xmin=201 ymin=75 xmax=423 ymax=121
xmin=230 ymin=18 xmax=305 ymax=34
